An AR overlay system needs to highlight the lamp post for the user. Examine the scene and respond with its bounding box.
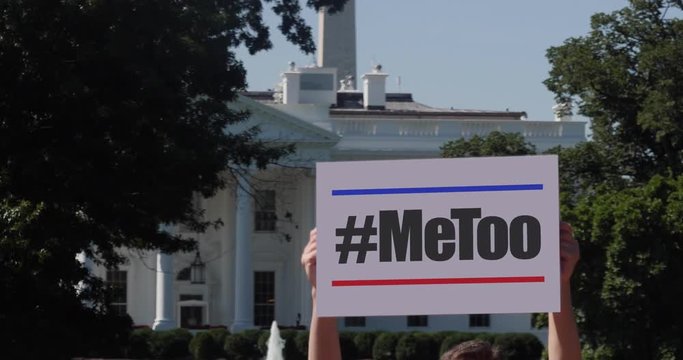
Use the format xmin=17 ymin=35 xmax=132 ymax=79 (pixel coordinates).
xmin=190 ymin=251 xmax=205 ymax=284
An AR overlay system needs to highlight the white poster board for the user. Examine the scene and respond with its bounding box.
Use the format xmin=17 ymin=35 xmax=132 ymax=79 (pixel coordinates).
xmin=315 ymin=156 xmax=560 ymax=317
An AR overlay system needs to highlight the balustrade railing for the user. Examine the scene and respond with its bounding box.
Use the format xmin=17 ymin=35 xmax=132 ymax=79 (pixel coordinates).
xmin=332 ymin=118 xmax=584 ymax=140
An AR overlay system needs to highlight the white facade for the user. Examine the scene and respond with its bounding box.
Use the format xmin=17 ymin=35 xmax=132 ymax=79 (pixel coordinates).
xmin=91 ymin=2 xmax=586 ymax=340
xmin=92 ymin=65 xmax=585 ymax=342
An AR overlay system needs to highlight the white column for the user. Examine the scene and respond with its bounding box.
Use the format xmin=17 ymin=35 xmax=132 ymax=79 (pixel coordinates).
xmin=153 ymin=225 xmax=175 ymax=330
xmin=231 ymin=175 xmax=255 ymax=332
xmin=220 ymin=189 xmax=234 ymax=326
xmin=153 ymin=252 xmax=175 ymax=330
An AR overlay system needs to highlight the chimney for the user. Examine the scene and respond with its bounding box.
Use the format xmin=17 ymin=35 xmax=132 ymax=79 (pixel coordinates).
xmin=280 ymin=62 xmax=337 ymax=106
xmin=281 ymin=62 xmax=300 ymax=105
xmin=362 ymin=64 xmax=388 ymax=110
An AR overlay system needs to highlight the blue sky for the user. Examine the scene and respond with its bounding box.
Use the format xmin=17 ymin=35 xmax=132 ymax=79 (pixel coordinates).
xmin=237 ymin=0 xmax=626 ymax=121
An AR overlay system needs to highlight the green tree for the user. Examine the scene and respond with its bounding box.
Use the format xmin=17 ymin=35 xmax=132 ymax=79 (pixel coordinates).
xmin=545 ymin=0 xmax=683 ymax=180
xmin=441 ymin=131 xmax=620 ymax=203
xmin=545 ymin=142 xmax=626 ymax=210
xmin=546 ymin=1 xmax=683 ymax=357
xmin=0 ymin=0 xmax=347 ymax=359
xmin=569 ymin=175 xmax=683 ymax=359
xmin=440 ymin=131 xmax=536 ymax=158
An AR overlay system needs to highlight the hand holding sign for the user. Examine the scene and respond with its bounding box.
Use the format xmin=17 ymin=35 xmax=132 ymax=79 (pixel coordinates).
xmin=560 ymin=222 xmax=580 ymax=283
xmin=302 ymin=228 xmax=342 ymax=360
xmin=301 ymin=228 xmax=318 ymax=298
xmin=302 ymin=222 xmax=582 ymax=360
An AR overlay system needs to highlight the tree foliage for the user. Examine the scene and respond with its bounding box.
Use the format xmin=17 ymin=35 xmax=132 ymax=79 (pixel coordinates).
xmin=568 ymin=175 xmax=683 ymax=359
xmin=440 ymin=131 xmax=536 ymax=158
xmin=0 ymin=0 xmax=347 ymax=358
xmin=441 ymin=129 xmax=683 ymax=358
xmin=545 ymin=1 xmax=683 ymax=357
xmin=545 ymin=0 xmax=683 ymax=180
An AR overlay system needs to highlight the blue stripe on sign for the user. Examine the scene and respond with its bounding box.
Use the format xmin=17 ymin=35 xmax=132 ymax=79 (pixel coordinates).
xmin=331 ymin=184 xmax=543 ymax=196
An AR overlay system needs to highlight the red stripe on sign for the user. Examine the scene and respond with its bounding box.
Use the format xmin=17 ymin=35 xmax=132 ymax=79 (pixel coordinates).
xmin=331 ymin=276 xmax=545 ymax=287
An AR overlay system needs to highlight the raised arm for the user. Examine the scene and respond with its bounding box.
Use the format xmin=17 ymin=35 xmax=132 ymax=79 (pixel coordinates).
xmin=301 ymin=228 xmax=341 ymax=360
xmin=548 ymin=222 xmax=581 ymax=360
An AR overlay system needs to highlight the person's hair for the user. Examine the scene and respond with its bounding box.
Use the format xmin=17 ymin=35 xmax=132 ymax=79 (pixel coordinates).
xmin=440 ymin=340 xmax=500 ymax=360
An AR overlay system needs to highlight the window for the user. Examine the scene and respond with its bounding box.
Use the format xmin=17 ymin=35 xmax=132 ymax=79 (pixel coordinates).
xmin=469 ymin=314 xmax=491 ymax=328
xmin=106 ymin=269 xmax=127 ymax=315
xmin=407 ymin=315 xmax=428 ymax=327
xmin=344 ymin=317 xmax=366 ymax=327
xmin=254 ymin=271 xmax=275 ymax=327
xmin=300 ymin=73 xmax=334 ymax=90
xmin=179 ymin=294 xmax=205 ymax=328
xmin=255 ymin=190 xmax=277 ymax=232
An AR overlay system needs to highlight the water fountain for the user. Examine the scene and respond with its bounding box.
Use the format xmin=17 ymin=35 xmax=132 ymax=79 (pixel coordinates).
xmin=265 ymin=320 xmax=285 ymax=360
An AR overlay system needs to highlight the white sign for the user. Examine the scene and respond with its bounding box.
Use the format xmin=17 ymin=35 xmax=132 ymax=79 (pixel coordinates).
xmin=315 ymin=156 xmax=560 ymax=317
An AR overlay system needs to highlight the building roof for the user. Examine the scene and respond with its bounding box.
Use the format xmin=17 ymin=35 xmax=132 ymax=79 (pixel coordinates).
xmin=241 ymin=91 xmax=527 ymax=120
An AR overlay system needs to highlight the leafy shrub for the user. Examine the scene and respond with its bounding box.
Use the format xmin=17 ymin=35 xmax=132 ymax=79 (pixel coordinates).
xmin=127 ymin=327 xmax=154 ymax=359
xmin=354 ymin=332 xmax=378 ymax=359
xmin=395 ymin=333 xmax=419 ymax=360
xmin=190 ymin=331 xmax=222 ymax=360
xmin=431 ymin=332 xmax=453 ymax=349
xmin=439 ymin=332 xmax=477 ymax=355
xmin=83 ymin=313 xmax=133 ymax=358
xmin=414 ymin=333 xmax=439 ymax=360
xmin=395 ymin=333 xmax=438 ymax=360
xmin=581 ymin=344 xmax=615 ymax=360
xmin=340 ymin=331 xmax=359 ymax=359
xmin=474 ymin=332 xmax=496 ymax=345
xmin=224 ymin=332 xmax=261 ymax=360
xmin=242 ymin=329 xmax=263 ymax=346
xmin=493 ymin=333 xmax=543 ymax=360
xmin=295 ymin=330 xmax=310 ymax=356
xmin=207 ymin=328 xmax=229 ymax=348
xmin=150 ymin=328 xmax=193 ymax=360
xmin=282 ymin=329 xmax=306 ymax=360
xmin=372 ymin=333 xmax=399 ymax=360
xmin=248 ymin=329 xmax=266 ymax=358
xmin=256 ymin=330 xmax=270 ymax=355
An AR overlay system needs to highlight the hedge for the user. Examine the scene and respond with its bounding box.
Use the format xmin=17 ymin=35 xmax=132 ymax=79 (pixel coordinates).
xmin=126 ymin=327 xmax=154 ymax=359
xmin=373 ymin=332 xmax=400 ymax=360
xmin=149 ymin=328 xmax=193 ymax=360
xmin=122 ymin=327 xmax=543 ymax=360
xmin=340 ymin=331 xmax=359 ymax=359
xmin=189 ymin=331 xmax=225 ymax=360
xmin=295 ymin=330 xmax=310 ymax=356
xmin=354 ymin=332 xmax=378 ymax=359
xmin=224 ymin=331 xmax=262 ymax=360
xmin=281 ymin=329 xmax=307 ymax=360
xmin=439 ymin=332 xmax=478 ymax=355
xmin=493 ymin=333 xmax=545 ymax=360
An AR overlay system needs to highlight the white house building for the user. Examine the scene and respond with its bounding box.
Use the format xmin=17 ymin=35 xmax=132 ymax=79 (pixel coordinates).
xmin=89 ymin=0 xmax=586 ymax=340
